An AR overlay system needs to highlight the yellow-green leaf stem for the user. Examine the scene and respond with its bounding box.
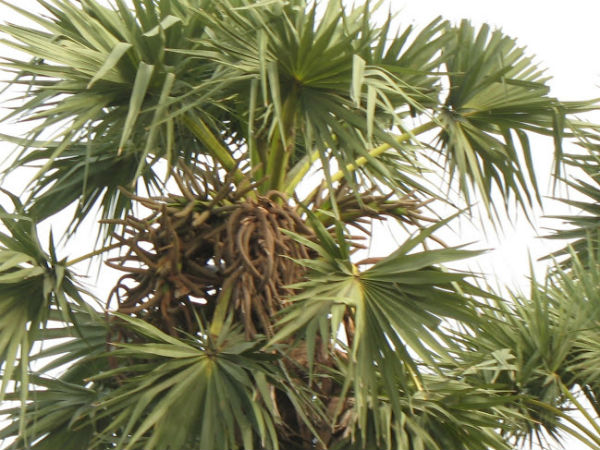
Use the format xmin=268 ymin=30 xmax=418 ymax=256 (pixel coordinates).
xmin=65 ymin=242 xmax=123 ymax=267
xmin=296 ymin=120 xmax=437 ymax=200
xmin=182 ymin=115 xmax=244 ymax=183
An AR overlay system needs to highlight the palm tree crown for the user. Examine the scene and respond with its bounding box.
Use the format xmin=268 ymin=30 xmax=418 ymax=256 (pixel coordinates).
xmin=0 ymin=1 xmax=599 ymax=449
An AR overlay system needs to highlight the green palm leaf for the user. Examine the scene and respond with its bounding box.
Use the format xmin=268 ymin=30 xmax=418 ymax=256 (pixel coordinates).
xmin=544 ymin=134 xmax=600 ymax=265
xmin=0 ymin=306 xmax=108 ymax=450
xmin=0 ymin=195 xmax=87 ymax=406
xmin=446 ymin=249 xmax=600 ymax=446
xmin=0 ymin=0 xmax=226 ymax=230
xmin=270 ymin=215 xmax=494 ymax=445
xmin=0 ymin=375 xmax=101 ymax=450
xmin=434 ymin=20 xmax=594 ymax=215
xmin=84 ymin=314 xmax=301 ymax=450
xmin=155 ymin=0 xmax=447 ymax=196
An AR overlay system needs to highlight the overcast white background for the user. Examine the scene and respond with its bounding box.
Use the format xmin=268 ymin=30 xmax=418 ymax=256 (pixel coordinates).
xmin=1 ymin=1 xmax=600 ymax=449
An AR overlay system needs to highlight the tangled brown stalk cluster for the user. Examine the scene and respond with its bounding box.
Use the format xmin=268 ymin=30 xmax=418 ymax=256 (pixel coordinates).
xmin=106 ymin=173 xmax=316 ymax=338
xmin=105 ymin=165 xmax=432 ymax=341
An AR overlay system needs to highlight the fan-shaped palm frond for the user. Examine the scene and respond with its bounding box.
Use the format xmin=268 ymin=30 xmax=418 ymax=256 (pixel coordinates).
xmin=544 ymin=132 xmax=600 ymax=265
xmin=433 ymin=20 xmax=594 ymax=215
xmin=447 ymin=247 xmax=600 ymax=447
xmin=269 ymin=215 xmax=500 ymax=447
xmin=0 ymin=305 xmax=108 ymax=450
xmin=0 ymin=0 xmax=225 ymax=229
xmin=86 ymin=314 xmax=317 ymax=450
xmin=0 ymin=192 xmax=87 ymax=408
xmin=0 ymin=374 xmax=102 ymax=450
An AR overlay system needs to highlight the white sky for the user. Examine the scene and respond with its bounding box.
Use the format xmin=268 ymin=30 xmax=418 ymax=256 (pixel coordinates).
xmin=1 ymin=1 xmax=600 ymax=449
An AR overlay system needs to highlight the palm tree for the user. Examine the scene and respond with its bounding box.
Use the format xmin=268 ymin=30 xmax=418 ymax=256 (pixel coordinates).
xmin=0 ymin=0 xmax=597 ymax=449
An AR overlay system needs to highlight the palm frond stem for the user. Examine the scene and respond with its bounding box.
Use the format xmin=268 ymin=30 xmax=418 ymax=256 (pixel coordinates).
xmin=298 ymin=120 xmax=437 ymax=201
xmin=66 ymin=242 xmax=123 ymax=267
